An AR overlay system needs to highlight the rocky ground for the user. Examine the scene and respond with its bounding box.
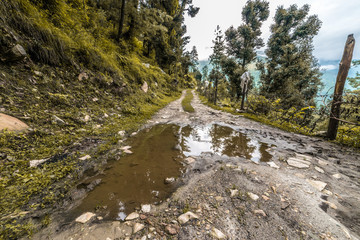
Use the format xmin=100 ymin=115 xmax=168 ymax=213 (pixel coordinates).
xmin=32 ymin=90 xmax=360 ymax=240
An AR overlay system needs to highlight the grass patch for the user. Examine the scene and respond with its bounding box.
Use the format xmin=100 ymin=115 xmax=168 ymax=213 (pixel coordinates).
xmin=182 ymin=89 xmax=195 ymax=113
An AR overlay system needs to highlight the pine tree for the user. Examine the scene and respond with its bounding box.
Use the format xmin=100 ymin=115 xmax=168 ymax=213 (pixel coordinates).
xmin=209 ymin=25 xmax=225 ymax=105
xmin=259 ymin=4 xmax=322 ymax=109
xmin=223 ymin=0 xmax=269 ymax=100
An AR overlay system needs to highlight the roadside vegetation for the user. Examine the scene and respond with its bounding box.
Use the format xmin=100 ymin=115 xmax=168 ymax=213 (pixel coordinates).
xmin=197 ymin=1 xmax=359 ymax=149
xmin=182 ymin=90 xmax=195 ymax=113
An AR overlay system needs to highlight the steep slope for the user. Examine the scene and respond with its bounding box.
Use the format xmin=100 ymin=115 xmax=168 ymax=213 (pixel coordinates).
xmin=0 ymin=0 xmax=181 ymax=238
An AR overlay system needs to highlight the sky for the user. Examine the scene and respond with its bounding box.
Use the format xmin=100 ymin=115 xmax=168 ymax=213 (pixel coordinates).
xmin=184 ymin=0 xmax=360 ymax=61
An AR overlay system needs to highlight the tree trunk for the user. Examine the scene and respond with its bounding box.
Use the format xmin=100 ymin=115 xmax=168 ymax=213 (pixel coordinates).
xmin=117 ymin=0 xmax=126 ymax=41
xmin=240 ymin=85 xmax=246 ymax=110
xmin=327 ymin=34 xmax=355 ymax=140
xmin=214 ymin=78 xmax=218 ymax=105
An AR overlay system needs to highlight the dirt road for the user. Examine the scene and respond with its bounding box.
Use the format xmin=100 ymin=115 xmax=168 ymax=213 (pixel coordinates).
xmin=34 ymin=90 xmax=360 ymax=240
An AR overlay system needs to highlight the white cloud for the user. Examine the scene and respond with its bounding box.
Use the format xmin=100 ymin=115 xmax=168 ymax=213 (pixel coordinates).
xmin=185 ymin=0 xmax=360 ymax=60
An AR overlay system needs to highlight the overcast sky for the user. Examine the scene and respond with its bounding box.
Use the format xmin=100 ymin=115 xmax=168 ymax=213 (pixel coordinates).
xmin=184 ymin=0 xmax=360 ymax=61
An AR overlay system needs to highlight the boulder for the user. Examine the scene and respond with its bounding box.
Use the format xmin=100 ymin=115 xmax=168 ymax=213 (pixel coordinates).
xmin=0 ymin=113 xmax=29 ymax=131
xmin=7 ymin=44 xmax=27 ymax=62
xmin=287 ymin=157 xmax=310 ymax=169
xmin=75 ymin=212 xmax=96 ymax=223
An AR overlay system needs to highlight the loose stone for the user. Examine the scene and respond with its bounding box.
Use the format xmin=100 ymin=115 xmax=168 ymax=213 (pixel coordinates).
xmin=247 ymin=192 xmax=259 ymax=201
xmin=287 ymin=157 xmax=310 ymax=169
xmin=178 ymin=211 xmax=199 ymax=224
xmin=141 ymin=204 xmax=151 ymax=213
xmin=306 ymin=179 xmax=327 ymax=191
xmin=211 ymin=227 xmax=226 ymax=239
xmin=125 ymin=212 xmax=139 ymax=221
xmin=75 ymin=212 xmax=96 ymax=223
xmin=133 ymin=223 xmax=145 ymax=234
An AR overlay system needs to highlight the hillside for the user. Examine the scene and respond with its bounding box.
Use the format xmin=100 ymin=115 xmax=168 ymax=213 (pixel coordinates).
xmin=0 ymin=0 xmax=194 ymax=238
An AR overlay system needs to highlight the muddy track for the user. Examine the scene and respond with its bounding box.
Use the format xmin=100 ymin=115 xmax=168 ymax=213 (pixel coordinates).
xmin=34 ymin=90 xmax=360 ymax=240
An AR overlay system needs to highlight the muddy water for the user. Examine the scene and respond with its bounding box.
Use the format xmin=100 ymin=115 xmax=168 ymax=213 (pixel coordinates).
xmin=70 ymin=124 xmax=272 ymax=221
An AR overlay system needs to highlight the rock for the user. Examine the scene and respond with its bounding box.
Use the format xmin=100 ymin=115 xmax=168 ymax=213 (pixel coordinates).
xmin=79 ymin=155 xmax=91 ymax=161
xmin=322 ymin=200 xmax=337 ymax=209
xmin=184 ymin=157 xmax=195 ymax=164
xmin=262 ymin=195 xmax=270 ymax=201
xmin=118 ymin=130 xmax=126 ymax=137
xmin=215 ymin=196 xmax=224 ymax=201
xmin=247 ymin=192 xmax=259 ymax=201
xmin=124 ymin=149 xmax=133 ymax=154
xmin=34 ymin=71 xmax=43 ymax=76
xmin=84 ymin=115 xmax=91 ymax=122
xmin=75 ymin=212 xmax=96 ymax=223
xmin=254 ymin=209 xmax=266 ymax=217
xmin=287 ymin=157 xmax=310 ymax=169
xmin=165 ymin=224 xmax=179 ymax=235
xmin=141 ymin=204 xmax=151 ymax=213
xmin=97 ymin=216 xmax=103 ymax=221
xmin=0 ymin=113 xmax=29 ymax=131
xmin=211 ymin=227 xmax=226 ymax=239
xmin=29 ymin=158 xmax=49 ymax=167
xmin=294 ymin=153 xmax=313 ymax=161
xmin=317 ymin=159 xmax=329 ymax=166
xmin=133 ymin=223 xmax=145 ymax=234
xmin=322 ymin=189 xmax=333 ymax=196
xmin=178 ymin=211 xmax=199 ymax=224
xmin=307 ymin=179 xmax=327 ymax=191
xmin=230 ymin=189 xmax=238 ymax=197
xmin=139 ymin=214 xmax=147 ymax=220
xmin=52 ymin=115 xmax=66 ymax=125
xmin=141 ymin=236 xmax=147 ymax=240
xmin=141 ymin=81 xmax=148 ymax=93
xmin=315 ymin=166 xmax=324 ymax=173
xmin=125 ymin=212 xmax=139 ymax=221
xmin=267 ymin=161 xmax=280 ymax=169
xmin=78 ymin=72 xmax=89 ymax=81
xmin=164 ymin=177 xmax=175 ymax=184
xmin=92 ymin=97 xmax=99 ymax=102
xmin=121 ymin=146 xmax=132 ymax=151
xmin=332 ymin=173 xmax=342 ymax=179
xmin=7 ymin=44 xmax=27 ymax=62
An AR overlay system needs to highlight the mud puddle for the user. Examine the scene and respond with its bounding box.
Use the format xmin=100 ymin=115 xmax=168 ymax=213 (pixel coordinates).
xmin=69 ymin=123 xmax=273 ymax=221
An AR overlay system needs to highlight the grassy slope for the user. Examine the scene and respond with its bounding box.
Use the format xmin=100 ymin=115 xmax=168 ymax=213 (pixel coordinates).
xmin=0 ymin=0 xmax=181 ymax=238
xmin=182 ymin=89 xmax=195 ymax=113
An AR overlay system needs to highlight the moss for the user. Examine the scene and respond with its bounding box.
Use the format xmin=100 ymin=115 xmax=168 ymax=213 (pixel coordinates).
xmin=181 ymin=89 xmax=195 ymax=113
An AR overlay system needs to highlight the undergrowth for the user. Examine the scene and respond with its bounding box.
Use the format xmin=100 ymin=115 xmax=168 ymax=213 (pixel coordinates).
xmin=182 ymin=89 xmax=195 ymax=113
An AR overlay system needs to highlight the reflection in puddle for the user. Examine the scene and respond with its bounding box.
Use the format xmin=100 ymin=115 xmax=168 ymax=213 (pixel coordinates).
xmin=181 ymin=124 xmax=272 ymax=163
xmin=70 ymin=124 xmax=272 ymax=221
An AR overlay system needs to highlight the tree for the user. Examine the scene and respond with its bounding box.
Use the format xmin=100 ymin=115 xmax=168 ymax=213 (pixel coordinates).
xmin=259 ymin=4 xmax=322 ymax=109
xmin=224 ymin=0 xmax=269 ymax=100
xmin=117 ymin=0 xmax=126 ymax=40
xmin=209 ymin=25 xmax=225 ymax=105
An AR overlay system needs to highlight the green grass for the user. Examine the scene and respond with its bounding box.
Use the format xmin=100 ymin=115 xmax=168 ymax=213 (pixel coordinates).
xmin=182 ymin=89 xmax=195 ymax=113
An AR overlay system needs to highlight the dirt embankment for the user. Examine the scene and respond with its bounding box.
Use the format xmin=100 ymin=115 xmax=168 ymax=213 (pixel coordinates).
xmin=33 ymin=90 xmax=360 ymax=240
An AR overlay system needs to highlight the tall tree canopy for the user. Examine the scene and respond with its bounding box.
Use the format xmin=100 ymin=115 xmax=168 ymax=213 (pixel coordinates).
xmin=223 ymin=0 xmax=269 ymax=100
xmin=259 ymin=4 xmax=322 ymax=109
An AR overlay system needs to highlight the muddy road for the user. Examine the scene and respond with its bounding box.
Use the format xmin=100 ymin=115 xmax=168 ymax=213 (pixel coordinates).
xmin=34 ymin=90 xmax=360 ymax=240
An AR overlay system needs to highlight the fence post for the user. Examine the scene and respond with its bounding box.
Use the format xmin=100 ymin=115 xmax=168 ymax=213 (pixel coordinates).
xmin=327 ymin=34 xmax=355 ymax=140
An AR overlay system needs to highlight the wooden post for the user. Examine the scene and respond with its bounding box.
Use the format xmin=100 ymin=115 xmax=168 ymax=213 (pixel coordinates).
xmin=327 ymin=34 xmax=355 ymax=140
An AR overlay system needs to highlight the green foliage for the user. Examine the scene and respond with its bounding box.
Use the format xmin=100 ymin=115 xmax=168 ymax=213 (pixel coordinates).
xmin=258 ymin=4 xmax=322 ymax=109
xmin=182 ymin=89 xmax=195 ymax=112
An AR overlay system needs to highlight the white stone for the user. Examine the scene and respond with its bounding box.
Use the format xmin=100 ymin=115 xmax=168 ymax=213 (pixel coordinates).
xmin=118 ymin=130 xmax=126 ymax=136
xmin=79 ymin=155 xmax=91 ymax=161
xmin=315 ymin=166 xmax=324 ymax=173
xmin=141 ymin=204 xmax=151 ymax=213
xmin=294 ymin=153 xmax=313 ymax=161
xmin=267 ymin=161 xmax=280 ymax=169
xmin=141 ymin=81 xmax=148 ymax=93
xmin=124 ymin=149 xmax=133 ymax=154
xmin=125 ymin=212 xmax=139 ymax=221
xmin=184 ymin=157 xmax=195 ymax=164
xmin=75 ymin=212 xmax=96 ymax=223
xmin=133 ymin=223 xmax=145 ymax=234
xmin=287 ymin=158 xmax=310 ymax=168
xmin=141 ymin=236 xmax=147 ymax=240
xmin=230 ymin=189 xmax=238 ymax=197
xmin=307 ymin=179 xmax=327 ymax=191
xmin=29 ymin=159 xmax=48 ymax=167
xmin=84 ymin=115 xmax=91 ymax=122
xmin=332 ymin=173 xmax=342 ymax=179
xmin=104 ymin=113 xmax=109 ymax=118
xmin=248 ymin=192 xmax=259 ymax=201
xmin=178 ymin=211 xmax=199 ymax=224
xmin=120 ymin=146 xmax=132 ymax=151
xmin=164 ymin=177 xmax=175 ymax=184
xmin=211 ymin=227 xmax=226 ymax=239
